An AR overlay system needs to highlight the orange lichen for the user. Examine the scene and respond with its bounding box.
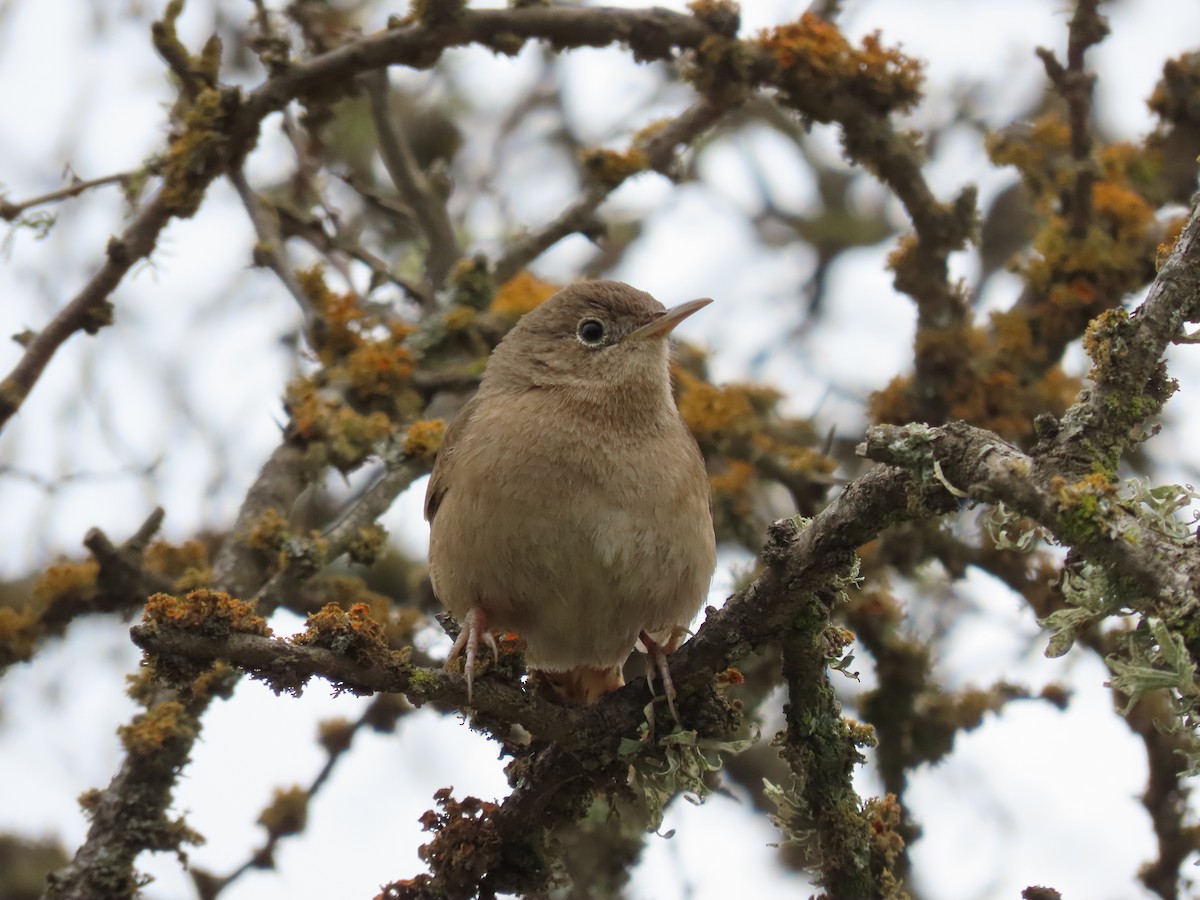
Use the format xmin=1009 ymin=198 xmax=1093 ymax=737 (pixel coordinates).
xmin=190 ymin=661 xmax=239 ymax=702
xmin=144 ymin=539 xmax=212 ymax=590
xmin=345 ymin=342 xmax=416 ymax=398
xmin=243 ymin=507 xmax=291 ymax=554
xmin=345 ymin=524 xmax=388 ymax=568
xmin=489 ymin=271 xmax=559 ymax=316
xmin=1092 ymin=181 xmax=1154 ymax=233
xmin=403 ymin=418 xmax=446 ymax=462
xmin=709 ymin=460 xmax=755 ymax=517
xmin=142 ymin=589 xmax=271 ymax=637
xmin=987 ymin=114 xmax=1072 ymax=196
xmin=756 ymin=14 xmax=923 ymax=114
xmin=118 ymin=700 xmax=197 ymax=758
xmin=442 ymin=307 xmax=477 ymax=332
xmin=676 ymin=372 xmax=757 ymax=441
xmin=293 ymin=602 xmax=390 ymax=668
xmin=0 ymin=607 xmax=38 ymax=663
xmin=285 ymin=376 xmax=395 ymax=471
xmin=32 ymin=560 xmax=99 ymax=608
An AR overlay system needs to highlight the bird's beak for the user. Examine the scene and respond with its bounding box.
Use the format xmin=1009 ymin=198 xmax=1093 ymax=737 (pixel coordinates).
xmin=626 ymin=298 xmax=713 ymax=341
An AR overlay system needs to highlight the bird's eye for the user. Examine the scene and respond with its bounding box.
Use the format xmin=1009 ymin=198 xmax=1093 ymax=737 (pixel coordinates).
xmin=577 ymin=318 xmax=606 ymax=346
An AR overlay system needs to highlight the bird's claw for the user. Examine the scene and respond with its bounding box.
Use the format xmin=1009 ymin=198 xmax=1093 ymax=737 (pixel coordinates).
xmin=640 ymin=630 xmax=679 ymax=723
xmin=445 ymin=607 xmax=499 ymax=703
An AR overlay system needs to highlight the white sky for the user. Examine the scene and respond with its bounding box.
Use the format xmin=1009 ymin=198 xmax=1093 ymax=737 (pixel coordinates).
xmin=2 ymin=1 xmax=1200 ymax=898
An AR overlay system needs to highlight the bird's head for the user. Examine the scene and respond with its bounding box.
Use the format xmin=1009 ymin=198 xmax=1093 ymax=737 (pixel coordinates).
xmin=484 ymin=280 xmax=711 ymax=397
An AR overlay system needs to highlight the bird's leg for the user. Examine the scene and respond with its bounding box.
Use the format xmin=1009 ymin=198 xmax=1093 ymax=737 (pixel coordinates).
xmin=639 ymin=629 xmax=679 ymax=722
xmin=445 ymin=607 xmax=500 ymax=703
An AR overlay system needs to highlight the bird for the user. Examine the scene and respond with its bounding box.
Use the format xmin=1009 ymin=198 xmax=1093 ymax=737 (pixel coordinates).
xmin=424 ymin=280 xmax=716 ymax=714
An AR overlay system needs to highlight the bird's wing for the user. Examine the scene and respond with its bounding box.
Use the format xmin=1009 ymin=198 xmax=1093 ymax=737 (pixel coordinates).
xmin=423 ymin=394 xmax=478 ymax=523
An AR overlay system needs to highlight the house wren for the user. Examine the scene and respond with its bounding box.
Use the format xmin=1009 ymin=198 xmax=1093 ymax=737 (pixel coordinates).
xmin=425 ymin=280 xmax=716 ymax=712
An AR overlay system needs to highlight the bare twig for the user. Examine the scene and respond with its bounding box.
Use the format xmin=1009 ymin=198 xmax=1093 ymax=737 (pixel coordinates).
xmin=0 ymin=171 xmax=130 ymax=221
xmin=228 ymin=164 xmax=318 ymax=327
xmin=363 ymin=70 xmax=461 ymax=293
xmin=0 ymin=195 xmax=173 ymax=434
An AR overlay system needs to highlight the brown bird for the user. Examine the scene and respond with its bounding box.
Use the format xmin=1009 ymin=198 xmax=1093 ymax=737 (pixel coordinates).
xmin=425 ymin=280 xmax=716 ymax=712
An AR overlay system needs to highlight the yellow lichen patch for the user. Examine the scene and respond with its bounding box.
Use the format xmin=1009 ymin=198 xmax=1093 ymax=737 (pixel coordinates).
xmin=769 ymin=440 xmax=838 ymax=477
xmin=258 ymin=785 xmax=309 ymax=838
xmin=328 ymin=408 xmax=392 ymax=469
xmin=756 ymin=14 xmax=923 ymax=114
xmin=285 ymin=376 xmax=394 ymax=472
xmin=32 ymin=560 xmax=100 ymax=609
xmin=298 ymin=265 xmax=361 ymax=358
xmin=318 ymin=717 xmax=356 ymax=755
xmin=580 ymin=147 xmax=650 ymax=188
xmin=1092 ymin=181 xmax=1154 ymax=234
xmin=442 ymin=306 xmax=477 ymax=332
xmin=118 ymin=700 xmax=197 ymax=758
xmin=293 ymin=602 xmax=391 ymax=668
xmin=142 ymin=590 xmax=271 ymax=637
xmin=345 ymin=342 xmax=416 ymax=398
xmin=676 ymin=372 xmax=758 ymax=443
xmin=244 ymin=507 xmax=291 ymax=555
xmin=159 ymin=87 xmax=238 ymax=217
xmin=489 ymin=271 xmax=559 ymax=316
xmin=709 ymin=460 xmax=756 ymax=519
xmin=0 ymin=607 xmax=38 ymax=664
xmin=144 ymin=539 xmax=212 ymax=590
xmin=1050 ymin=473 xmax=1119 ymax=542
xmin=345 ymin=525 xmax=388 ymax=568
xmin=312 ymin=575 xmax=420 ymax=650
xmin=190 ymin=661 xmax=238 ymax=702
xmin=987 ymin=114 xmax=1072 ymax=196
xmin=403 ymin=419 xmax=446 ymax=462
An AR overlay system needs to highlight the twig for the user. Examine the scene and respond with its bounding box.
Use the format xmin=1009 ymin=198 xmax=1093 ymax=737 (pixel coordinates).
xmin=228 ymin=164 xmax=318 ymax=327
xmin=1036 ymin=0 xmax=1108 ymax=239
xmin=363 ymin=70 xmax=461 ymax=293
xmin=198 ymin=695 xmax=410 ymax=898
xmin=0 ymin=195 xmax=174 ymax=434
xmin=0 ymin=172 xmax=130 ymax=221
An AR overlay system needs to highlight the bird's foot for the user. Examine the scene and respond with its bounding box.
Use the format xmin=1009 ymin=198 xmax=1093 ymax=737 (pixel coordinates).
xmin=444 ymin=607 xmax=499 ymax=703
xmin=639 ymin=629 xmax=679 ymax=723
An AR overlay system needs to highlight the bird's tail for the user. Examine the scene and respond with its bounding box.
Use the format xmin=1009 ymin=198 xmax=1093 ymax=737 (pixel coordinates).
xmin=530 ymin=665 xmax=624 ymax=705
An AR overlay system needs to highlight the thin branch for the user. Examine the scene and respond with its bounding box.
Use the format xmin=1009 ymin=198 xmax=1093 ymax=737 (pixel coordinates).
xmin=1049 ymin=193 xmax=1200 ymax=477
xmin=198 ymin=695 xmax=410 ymax=898
xmin=228 ymin=164 xmax=318 ymax=327
xmin=250 ymin=450 xmax=427 ymax=609
xmin=859 ymin=421 xmax=1199 ymax=615
xmin=0 ymin=194 xmax=174 ymax=434
xmin=1035 ymin=0 xmax=1108 ymax=239
xmin=363 ymin=69 xmax=461 ymax=293
xmin=0 ymin=171 xmax=130 ymax=221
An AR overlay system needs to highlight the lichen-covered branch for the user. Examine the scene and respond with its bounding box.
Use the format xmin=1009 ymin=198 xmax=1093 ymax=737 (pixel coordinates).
xmin=860 ymin=421 xmax=1198 ymax=613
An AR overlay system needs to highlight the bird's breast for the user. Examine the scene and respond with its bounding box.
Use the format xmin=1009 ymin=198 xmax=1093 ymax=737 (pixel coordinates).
xmin=428 ymin=387 xmax=715 ymax=670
